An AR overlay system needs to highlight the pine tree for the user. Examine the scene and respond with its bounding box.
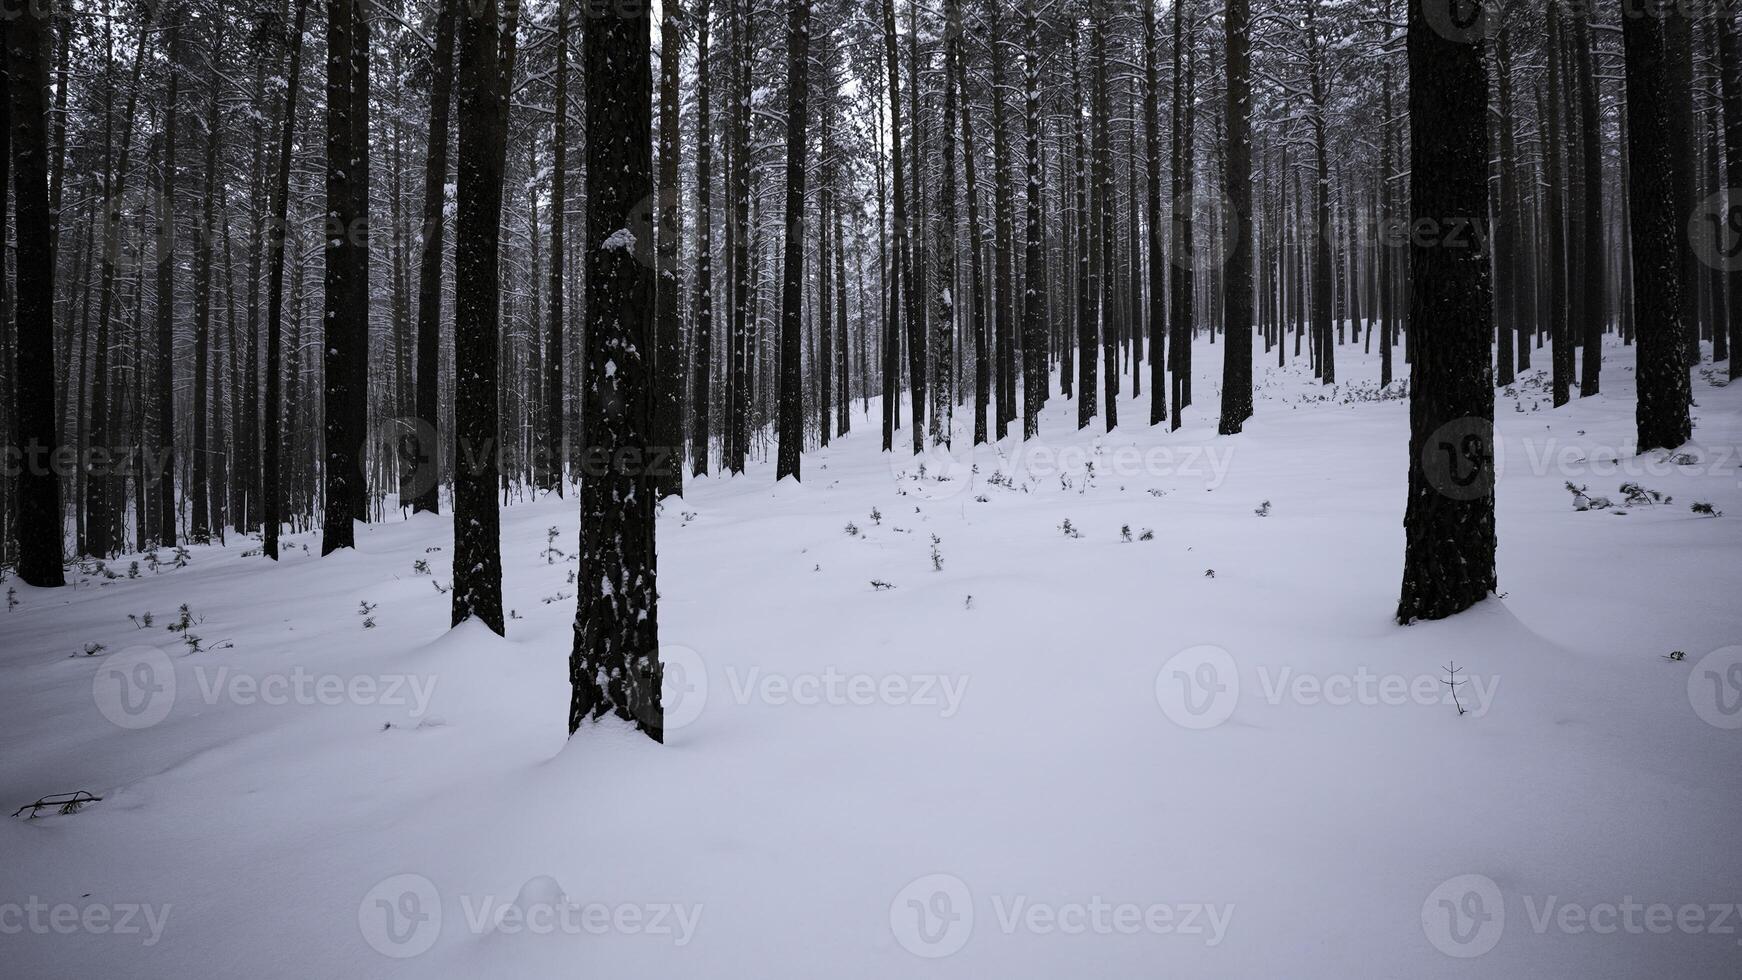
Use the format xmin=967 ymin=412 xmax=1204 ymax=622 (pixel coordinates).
xmin=1396 ymin=0 xmax=1496 ymax=624
xmin=692 ymin=0 xmax=716 ymax=473
xmin=322 ymin=0 xmax=368 ymax=554
xmin=776 ymin=0 xmax=811 ymax=482
xmin=570 ymin=0 xmax=662 ymax=741
xmin=654 ymin=0 xmax=686 ymax=497
xmin=450 ymin=0 xmax=508 ymax=633
xmin=263 ymin=0 xmax=310 ymax=560
xmin=1626 ymin=2 xmax=1693 ymax=449
xmin=1020 ymin=0 xmax=1046 ymax=439
xmin=6 ymin=0 xmax=65 ymax=586
xmin=1218 ymin=0 xmax=1253 ymax=435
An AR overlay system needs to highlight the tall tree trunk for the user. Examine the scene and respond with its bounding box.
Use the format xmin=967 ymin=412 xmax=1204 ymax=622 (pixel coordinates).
xmin=1717 ymin=0 xmax=1742 ymax=382
xmin=570 ymin=0 xmax=662 ymax=742
xmin=951 ymin=0 xmax=988 ymax=446
xmin=1218 ymin=0 xmax=1252 ymax=434
xmin=543 ymin=0 xmax=568 ymax=494
xmin=1627 ymin=6 xmax=1694 ymax=448
xmin=6 ymin=4 xmax=66 ymax=586
xmin=1073 ymin=27 xmax=1095 ymax=429
xmin=1573 ymin=10 xmax=1603 ymax=395
xmin=1493 ymin=18 xmax=1517 ymax=388
xmin=775 ymin=0 xmax=810 ymax=481
xmin=450 ymin=0 xmax=508 ymax=633
xmin=1396 ymin=0 xmax=1496 ymax=623
xmin=691 ymin=0 xmax=714 ymax=474
xmin=989 ymin=2 xmax=1017 ymax=438
xmin=323 ymin=0 xmax=366 ymax=553
xmin=264 ymin=0 xmax=309 ymax=560
xmin=1021 ymin=0 xmax=1047 ymax=439
xmin=655 ymin=0 xmax=685 ymax=496
xmin=1145 ymin=0 xmax=1168 ymax=425
xmin=412 ymin=0 xmax=457 ymax=514
xmin=192 ymin=13 xmax=227 ymax=544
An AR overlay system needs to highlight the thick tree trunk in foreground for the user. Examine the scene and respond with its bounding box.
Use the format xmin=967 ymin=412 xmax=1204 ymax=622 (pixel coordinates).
xmin=322 ymin=0 xmax=368 ymax=554
xmin=7 ymin=6 xmax=66 ymax=586
xmin=1219 ymin=0 xmax=1253 ymax=435
xmin=570 ymin=0 xmax=662 ymax=742
xmin=775 ymin=0 xmax=810 ymax=481
xmin=1396 ymin=0 xmax=1496 ymax=624
xmin=1626 ymin=8 xmax=1693 ymax=450
xmin=450 ymin=0 xmax=507 ymax=633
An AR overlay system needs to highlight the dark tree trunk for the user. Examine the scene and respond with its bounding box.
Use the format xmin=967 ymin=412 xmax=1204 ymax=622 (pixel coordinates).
xmin=263 ymin=0 xmax=309 ymax=560
xmin=1626 ymin=7 xmax=1693 ymax=449
xmin=6 ymin=5 xmax=66 ymax=586
xmin=1073 ymin=27 xmax=1094 ymax=429
xmin=1396 ymin=0 xmax=1496 ymax=624
xmin=654 ymin=0 xmax=685 ymax=496
xmin=691 ymin=0 xmax=715 ymax=474
xmin=1021 ymin=0 xmax=1047 ymax=439
xmin=1664 ymin=7 xmax=1701 ymax=367
xmin=1493 ymin=18 xmax=1517 ymax=388
xmin=951 ymin=0 xmax=988 ymax=446
xmin=881 ymin=0 xmax=919 ymax=452
xmin=775 ymin=0 xmax=810 ymax=481
xmin=1145 ymin=0 xmax=1168 ymax=426
xmin=1218 ymin=0 xmax=1252 ymax=435
xmin=989 ymin=3 xmax=1017 ymax=438
xmin=570 ymin=0 xmax=662 ymax=742
xmin=1545 ymin=3 xmax=1571 ymax=407
xmin=1573 ymin=11 xmax=1603 ymax=396
xmin=1092 ymin=11 xmax=1117 ymax=432
xmin=154 ymin=15 xmax=182 ymax=550
xmin=192 ymin=14 xmax=226 ymax=544
xmin=542 ymin=0 xmax=569 ymax=494
xmin=412 ymin=0 xmax=457 ymax=515
xmin=1718 ymin=0 xmax=1742 ymax=382
xmin=449 ymin=0 xmax=508 ymax=633
xmin=322 ymin=0 xmax=367 ymax=553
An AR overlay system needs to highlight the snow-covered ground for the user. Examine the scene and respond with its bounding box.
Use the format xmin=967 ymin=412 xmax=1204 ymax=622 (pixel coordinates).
xmin=3 ymin=336 xmax=1739 ymax=978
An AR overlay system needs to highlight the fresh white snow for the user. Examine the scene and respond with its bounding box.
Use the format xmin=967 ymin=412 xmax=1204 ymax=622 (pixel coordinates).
xmin=2 ymin=335 xmax=1739 ymax=978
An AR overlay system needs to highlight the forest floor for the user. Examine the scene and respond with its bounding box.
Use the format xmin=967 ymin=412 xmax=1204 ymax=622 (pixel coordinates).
xmin=3 ymin=335 xmax=1740 ymax=978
